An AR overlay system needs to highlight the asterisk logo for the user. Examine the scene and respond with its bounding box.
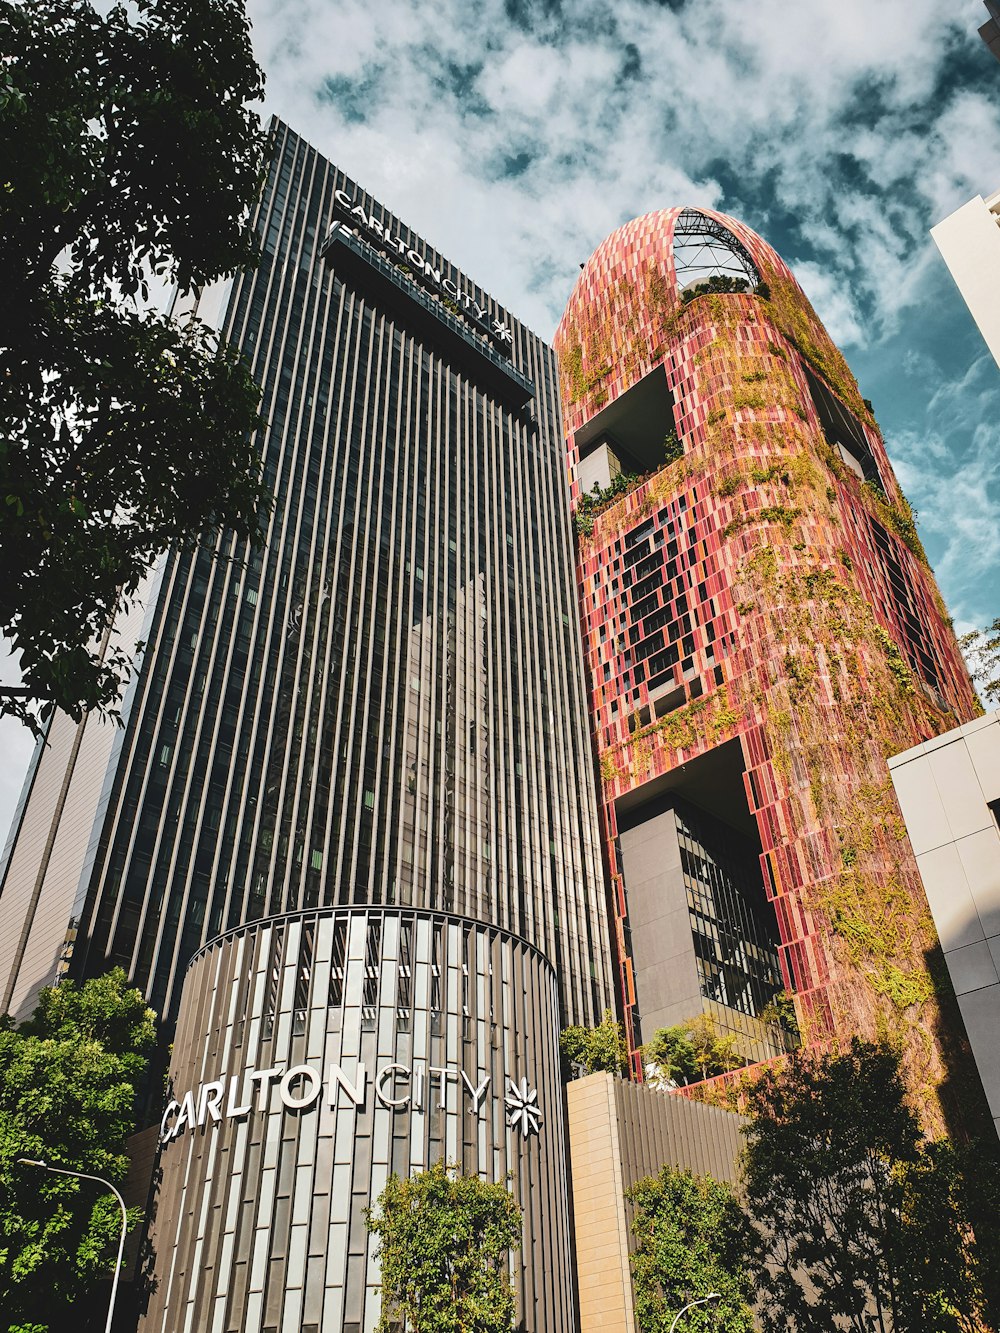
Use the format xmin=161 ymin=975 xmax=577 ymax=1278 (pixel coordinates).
xmin=504 ymin=1076 xmax=542 ymax=1139
xmin=493 ymin=320 xmax=513 ymax=345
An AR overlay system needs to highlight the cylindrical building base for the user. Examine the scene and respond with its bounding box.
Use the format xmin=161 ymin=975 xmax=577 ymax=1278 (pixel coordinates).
xmin=139 ymin=906 xmax=572 ymax=1333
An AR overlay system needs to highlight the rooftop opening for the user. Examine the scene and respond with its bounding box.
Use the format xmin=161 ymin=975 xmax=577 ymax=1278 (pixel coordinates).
xmin=672 ymin=209 xmax=762 ymax=297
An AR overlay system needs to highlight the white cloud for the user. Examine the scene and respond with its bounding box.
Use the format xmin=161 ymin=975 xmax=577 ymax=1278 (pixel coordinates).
xmin=245 ymin=0 xmax=1000 ymax=342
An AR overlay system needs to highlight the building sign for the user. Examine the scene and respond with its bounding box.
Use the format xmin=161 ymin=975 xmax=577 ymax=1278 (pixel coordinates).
xmin=323 ymin=190 xmax=514 ymax=353
xmin=160 ymin=1060 xmax=542 ymax=1145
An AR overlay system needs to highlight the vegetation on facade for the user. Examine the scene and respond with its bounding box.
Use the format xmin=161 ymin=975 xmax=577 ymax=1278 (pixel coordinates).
xmin=0 ymin=970 xmax=156 ymax=1331
xmin=559 ymin=1008 xmax=628 ymax=1077
xmin=366 ymin=1161 xmax=522 ymax=1333
xmin=691 ymin=308 xmax=974 ymax=1122
xmin=562 ymin=216 xmax=980 ymax=1129
xmin=574 ymin=471 xmax=643 ymax=537
xmin=599 ymin=688 xmax=741 ymax=791
xmin=627 ymin=1168 xmax=756 ymax=1333
xmin=574 ymin=431 xmax=685 ymax=537
xmin=0 ymin=0 xmax=269 ymax=733
xmin=682 ymin=273 xmax=749 ymax=300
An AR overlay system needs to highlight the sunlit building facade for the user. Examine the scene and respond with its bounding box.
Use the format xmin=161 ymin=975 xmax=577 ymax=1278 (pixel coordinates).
xmin=556 ymin=208 xmax=979 ymax=1120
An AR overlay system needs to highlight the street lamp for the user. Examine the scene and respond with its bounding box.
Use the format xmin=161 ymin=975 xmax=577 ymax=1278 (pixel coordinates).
xmin=668 ymin=1291 xmax=722 ymax=1333
xmin=16 ymin=1158 xmax=128 ymax=1333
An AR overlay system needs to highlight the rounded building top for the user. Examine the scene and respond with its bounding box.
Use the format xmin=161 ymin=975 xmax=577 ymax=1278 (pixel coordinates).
xmin=555 ymin=205 xmax=866 ymax=431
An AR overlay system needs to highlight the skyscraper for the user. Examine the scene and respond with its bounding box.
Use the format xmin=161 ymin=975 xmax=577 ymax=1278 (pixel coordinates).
xmin=556 ymin=208 xmax=979 ymax=1124
xmin=0 ymin=120 xmax=611 ymax=1040
xmin=0 ymin=118 xmax=617 ymax=1331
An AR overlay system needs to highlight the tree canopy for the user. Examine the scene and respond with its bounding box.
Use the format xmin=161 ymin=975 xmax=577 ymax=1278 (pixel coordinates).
xmin=959 ymin=617 xmax=1000 ymax=707
xmin=366 ymin=1160 xmax=523 ymax=1333
xmin=0 ymin=0 xmax=269 ymax=732
xmin=741 ymin=1039 xmax=1000 ymax=1332
xmin=559 ymin=1007 xmax=628 ymax=1077
xmin=644 ymin=1012 xmax=746 ymax=1086
xmin=0 ymin=970 xmax=157 ymax=1331
xmin=627 ymin=1166 xmax=757 ymax=1333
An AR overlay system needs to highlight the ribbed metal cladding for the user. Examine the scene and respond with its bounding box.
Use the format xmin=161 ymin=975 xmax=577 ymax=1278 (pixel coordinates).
xmin=7 ymin=116 xmax=613 ymax=1034
xmin=140 ymin=905 xmax=572 ymax=1333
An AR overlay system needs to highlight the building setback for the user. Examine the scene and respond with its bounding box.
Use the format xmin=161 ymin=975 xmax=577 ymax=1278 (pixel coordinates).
xmin=0 ymin=119 xmax=612 ymax=1041
xmin=555 ymin=208 xmax=979 ymax=1126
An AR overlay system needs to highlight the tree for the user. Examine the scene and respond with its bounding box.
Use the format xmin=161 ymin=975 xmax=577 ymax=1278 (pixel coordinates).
xmin=0 ymin=0 xmax=270 ymax=733
xmin=626 ymin=1166 xmax=757 ymax=1333
xmin=366 ymin=1160 xmax=523 ymax=1333
xmin=644 ymin=1013 xmax=745 ymax=1086
xmin=0 ymin=970 xmax=157 ymax=1331
xmin=643 ymin=1023 xmax=699 ymax=1086
xmin=559 ymin=1007 xmax=628 ymax=1077
xmin=741 ymin=1038 xmax=1000 ymax=1332
xmin=959 ymin=618 xmax=1000 ymax=706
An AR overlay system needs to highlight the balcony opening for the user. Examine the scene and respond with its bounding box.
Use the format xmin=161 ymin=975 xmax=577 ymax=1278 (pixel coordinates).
xmin=614 ymin=738 xmax=796 ymax=1068
xmin=804 ymin=364 xmax=883 ymax=489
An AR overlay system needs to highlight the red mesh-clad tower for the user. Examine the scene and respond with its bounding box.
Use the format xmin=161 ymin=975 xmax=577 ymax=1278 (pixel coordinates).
xmin=555 ymin=208 xmax=979 ymax=1127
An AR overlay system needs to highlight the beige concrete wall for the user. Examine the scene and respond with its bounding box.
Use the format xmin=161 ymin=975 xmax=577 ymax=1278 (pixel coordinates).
xmin=567 ymin=1074 xmax=635 ymax=1333
xmin=566 ymin=1073 xmax=744 ymax=1333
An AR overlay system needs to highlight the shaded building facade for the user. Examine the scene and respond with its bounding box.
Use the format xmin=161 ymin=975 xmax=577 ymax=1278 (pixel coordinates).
xmin=555 ymin=208 xmax=979 ymax=1121
xmin=0 ymin=120 xmax=611 ymax=1039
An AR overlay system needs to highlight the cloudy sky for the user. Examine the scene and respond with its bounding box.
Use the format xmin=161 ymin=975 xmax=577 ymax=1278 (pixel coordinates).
xmin=2 ymin=0 xmax=999 ymax=846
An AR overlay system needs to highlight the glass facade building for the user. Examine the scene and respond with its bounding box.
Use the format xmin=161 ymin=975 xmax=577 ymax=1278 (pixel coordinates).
xmin=0 ymin=120 xmax=612 ymax=1044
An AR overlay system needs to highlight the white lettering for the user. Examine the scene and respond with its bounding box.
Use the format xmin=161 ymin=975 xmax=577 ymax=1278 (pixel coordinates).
xmin=174 ymin=1089 xmax=197 ymax=1137
xmin=460 ymin=1071 xmax=491 ymax=1112
xmin=375 ymin=1062 xmax=412 ymax=1109
xmin=473 ymin=303 xmax=487 ymax=321
xmin=334 ymin=189 xmax=353 ymax=208
xmin=226 ymin=1072 xmax=254 ymax=1118
xmin=429 ymin=1066 xmax=458 ymax=1110
xmin=248 ymin=1066 xmax=283 ymax=1113
xmin=161 ymin=1058 xmax=537 ymax=1146
xmin=328 ymin=1062 xmax=367 ymax=1107
xmin=279 ymin=1064 xmax=323 ymax=1110
xmin=351 ymin=203 xmax=369 ymax=225
xmin=160 ymin=1099 xmax=181 ymax=1143
xmin=442 ymin=278 xmax=459 ymax=297
xmin=197 ymin=1079 xmax=225 ymax=1127
xmin=406 ymin=248 xmax=424 ymax=270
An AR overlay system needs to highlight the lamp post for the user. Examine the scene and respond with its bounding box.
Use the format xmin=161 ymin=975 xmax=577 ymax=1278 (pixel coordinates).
xmin=668 ymin=1291 xmax=722 ymax=1333
xmin=16 ymin=1158 xmax=128 ymax=1333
